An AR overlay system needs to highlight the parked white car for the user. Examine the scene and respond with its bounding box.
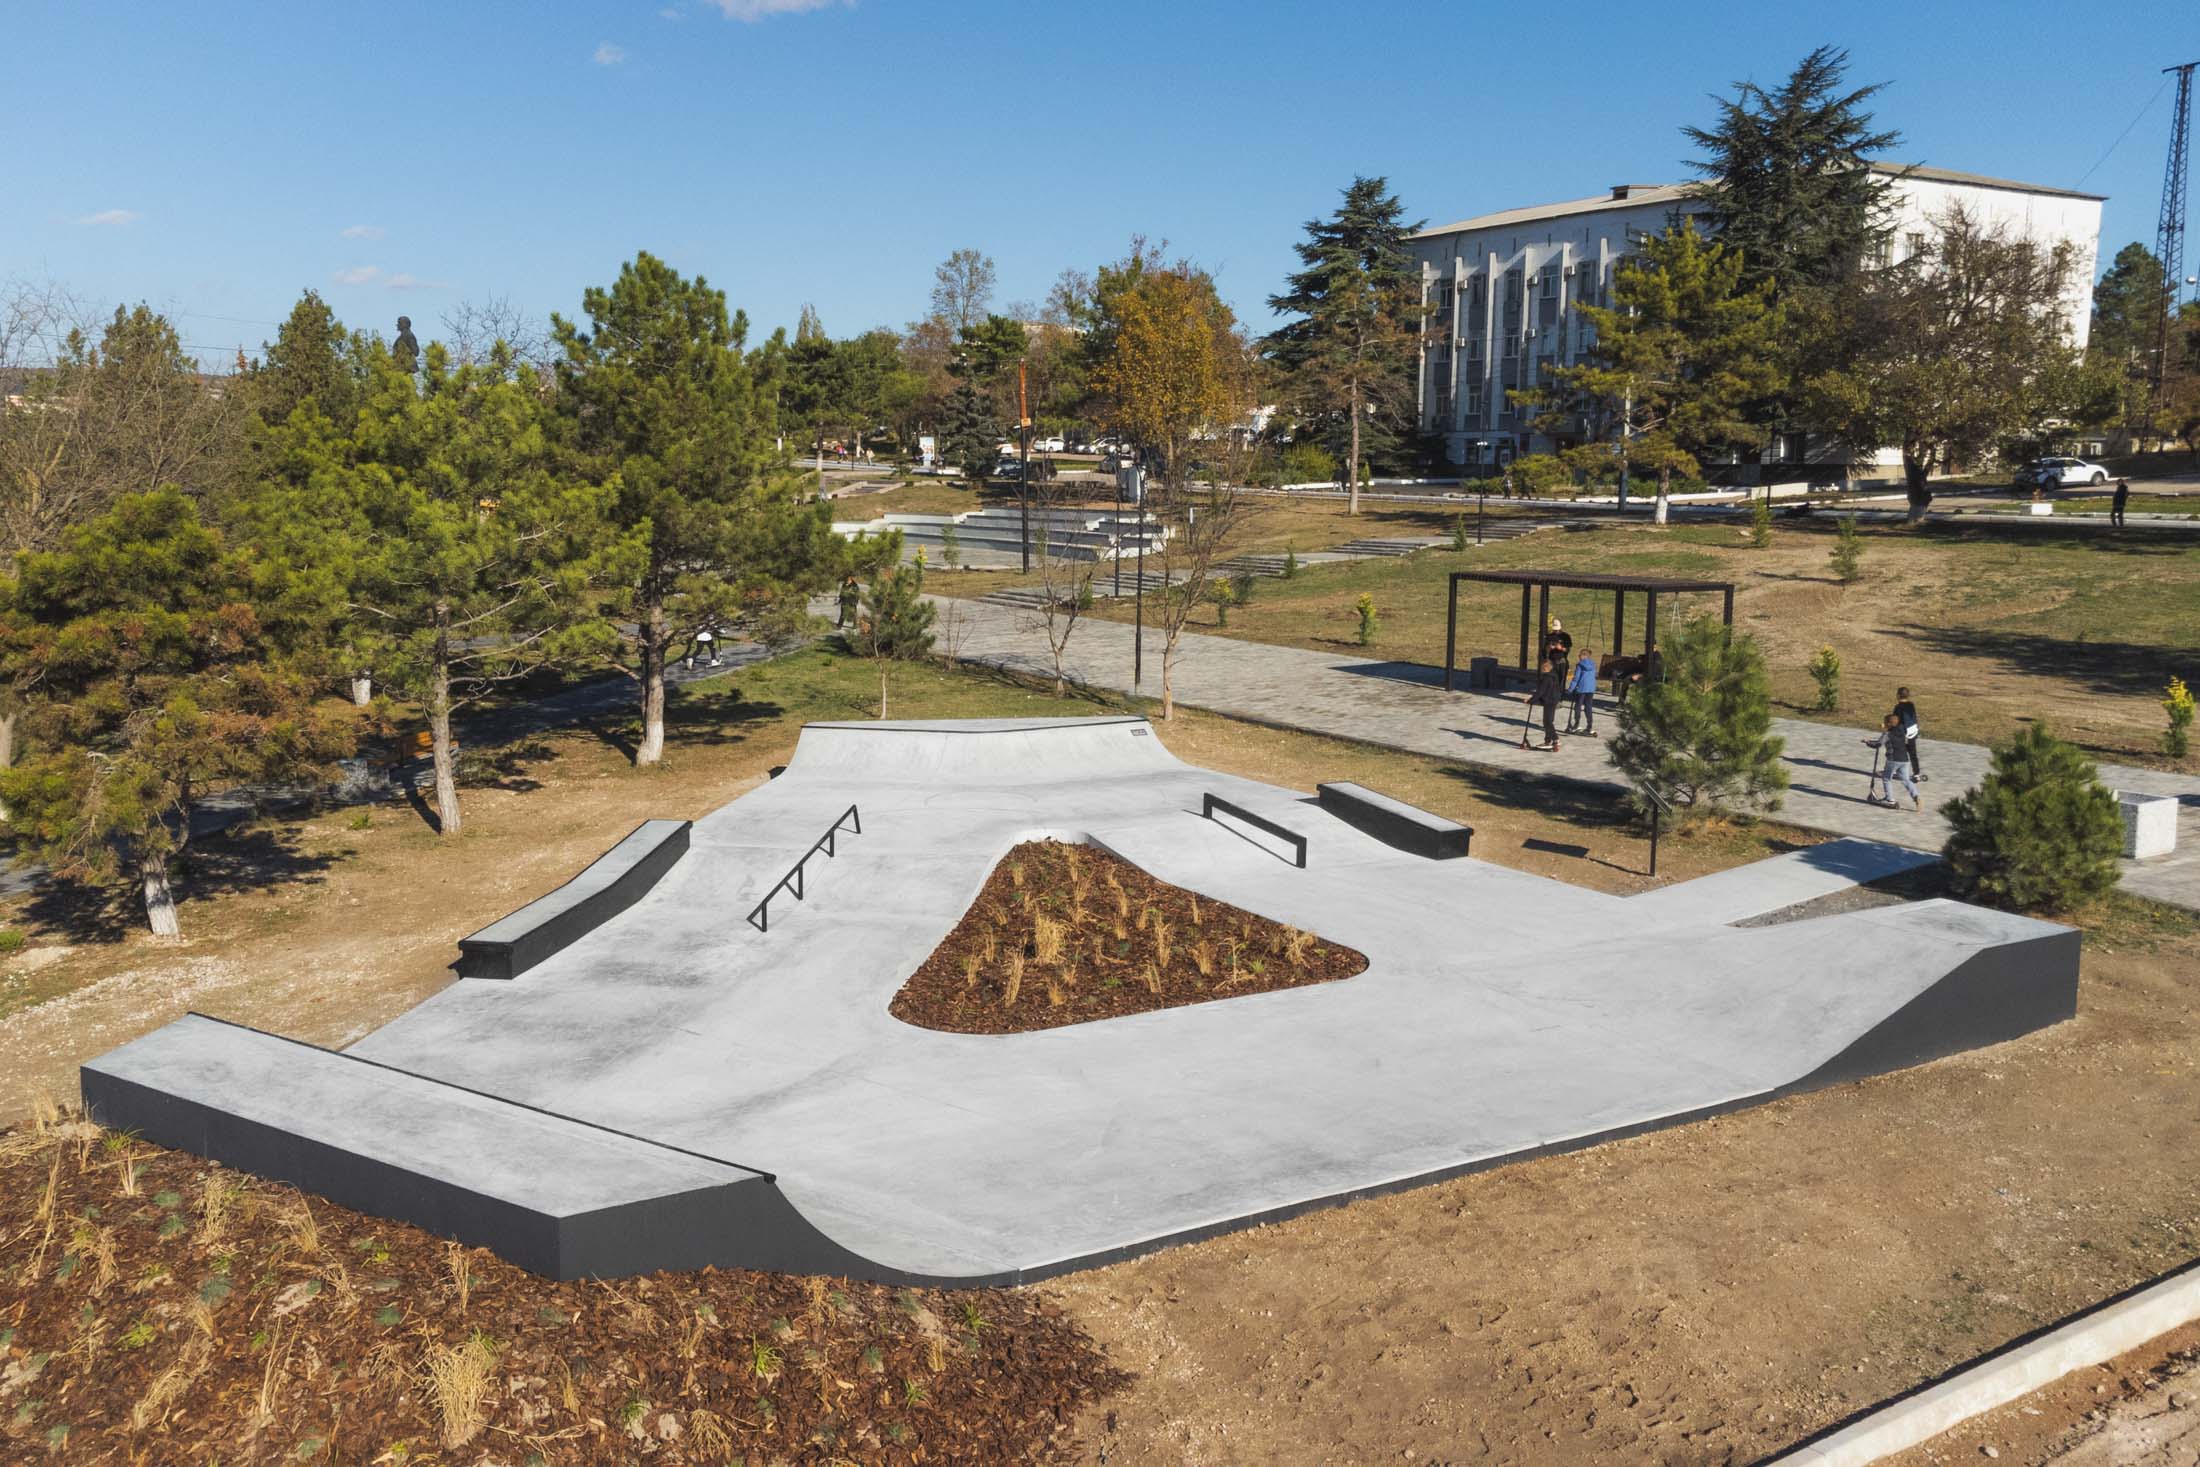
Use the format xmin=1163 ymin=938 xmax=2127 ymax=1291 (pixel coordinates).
xmin=2015 ymin=456 xmax=2110 ymax=489
xmin=1034 ymin=435 xmax=1065 ymax=453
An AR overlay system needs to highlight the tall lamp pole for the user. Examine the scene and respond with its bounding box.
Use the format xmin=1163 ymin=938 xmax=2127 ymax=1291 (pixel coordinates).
xmin=1017 ymin=360 xmax=1032 ymax=574
xmin=1121 ymin=463 xmax=1146 ymax=688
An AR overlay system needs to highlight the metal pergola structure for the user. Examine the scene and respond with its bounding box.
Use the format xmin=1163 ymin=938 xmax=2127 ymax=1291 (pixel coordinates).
xmin=1442 ymin=569 xmax=1736 ymax=692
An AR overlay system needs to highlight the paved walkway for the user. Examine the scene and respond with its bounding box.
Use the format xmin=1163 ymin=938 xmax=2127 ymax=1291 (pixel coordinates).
xmin=941 ymin=598 xmax=2200 ymax=910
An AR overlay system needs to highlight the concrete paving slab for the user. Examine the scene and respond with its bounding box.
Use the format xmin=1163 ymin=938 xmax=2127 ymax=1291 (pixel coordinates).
xmin=85 ymin=718 xmax=2079 ymax=1284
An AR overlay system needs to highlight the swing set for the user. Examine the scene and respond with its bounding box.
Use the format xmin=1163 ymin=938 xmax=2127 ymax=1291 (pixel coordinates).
xmin=1440 ymin=568 xmax=1735 ymax=692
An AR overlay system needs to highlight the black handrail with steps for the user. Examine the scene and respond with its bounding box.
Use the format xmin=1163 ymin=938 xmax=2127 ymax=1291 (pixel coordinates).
xmin=747 ymin=804 xmax=862 ymax=933
xmin=1201 ymin=793 xmax=1308 ymax=868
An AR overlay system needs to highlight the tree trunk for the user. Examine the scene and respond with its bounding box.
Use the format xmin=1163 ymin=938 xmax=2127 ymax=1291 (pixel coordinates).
xmin=141 ymin=852 xmax=181 ymax=940
xmin=815 ymin=424 xmax=826 ymax=501
xmin=877 ymin=659 xmax=889 ymax=719
xmin=1903 ymin=448 xmax=1933 ymax=524
xmin=350 ymin=675 xmax=373 ymax=706
xmin=1160 ymin=644 xmax=1177 ymax=721
xmin=430 ymin=602 xmax=462 ymax=835
xmin=0 ymin=708 xmax=15 ymax=820
xmin=637 ymin=587 xmax=668 ymax=766
xmin=1654 ymin=466 xmax=1671 ymax=526
xmin=1348 ymin=380 xmax=1363 ymax=517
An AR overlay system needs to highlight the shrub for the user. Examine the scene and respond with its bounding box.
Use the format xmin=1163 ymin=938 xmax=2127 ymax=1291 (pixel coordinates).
xmin=1942 ymin=725 xmax=2122 ymax=912
xmin=1208 ymin=579 xmax=1236 ymax=626
xmin=1281 ymin=443 xmax=1336 ymax=486
xmin=1450 ymin=515 xmax=1468 ymax=551
xmin=1609 ymin=615 xmax=1788 ymax=824
xmin=1354 ymin=593 xmax=1379 ymax=646
xmin=1282 ymin=546 xmax=1299 ymax=578
xmin=1229 ymin=571 xmax=1255 ymax=608
xmin=939 ymin=524 xmax=961 ymax=569
xmin=0 ymin=929 xmax=23 ymax=955
xmin=1807 ymin=646 xmax=1841 ymax=711
xmin=1511 ymin=453 xmax=1569 ymax=499
xmin=1749 ymin=495 xmax=1773 ymax=548
xmin=1830 ymin=514 xmax=1863 ymax=583
xmin=2165 ymin=675 xmax=2194 ymax=759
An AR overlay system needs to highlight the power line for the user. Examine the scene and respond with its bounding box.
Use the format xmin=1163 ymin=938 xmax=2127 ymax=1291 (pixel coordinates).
xmin=2073 ymin=73 xmax=2172 ymax=188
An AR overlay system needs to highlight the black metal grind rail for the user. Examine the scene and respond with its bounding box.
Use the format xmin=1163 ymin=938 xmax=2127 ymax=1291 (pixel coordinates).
xmin=747 ymin=804 xmax=862 ymax=932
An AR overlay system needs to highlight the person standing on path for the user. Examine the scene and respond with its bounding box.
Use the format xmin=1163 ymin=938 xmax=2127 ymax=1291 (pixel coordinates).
xmin=1526 ymin=657 xmax=1562 ymax=751
xmin=1892 ymin=687 xmax=1925 ymax=783
xmin=837 ymin=574 xmax=860 ymax=628
xmin=2112 ymin=478 xmax=2130 ymax=529
xmin=1866 ymin=712 xmax=1921 ymax=811
xmin=1544 ymin=616 xmax=1573 ymax=687
xmin=1565 ymin=648 xmax=1598 ymax=735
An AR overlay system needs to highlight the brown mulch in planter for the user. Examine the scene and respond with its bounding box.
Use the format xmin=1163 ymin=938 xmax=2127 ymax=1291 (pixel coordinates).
xmin=889 ymin=838 xmax=1368 ymax=1035
xmin=0 ymin=1112 xmax=1128 ymax=1463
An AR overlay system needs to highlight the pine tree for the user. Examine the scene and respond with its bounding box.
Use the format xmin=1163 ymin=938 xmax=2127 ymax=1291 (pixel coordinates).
xmin=0 ymin=489 xmax=353 ymax=937
xmin=1608 ymin=615 xmax=1787 ymax=823
xmin=1543 ymin=224 xmax=1784 ymax=524
xmin=2086 ymin=242 xmax=2168 ymax=371
xmin=551 ymin=253 xmax=846 ymax=766
xmin=256 ymin=289 xmax=368 ymax=428
xmin=940 ymin=379 xmax=1002 ymax=489
xmin=1942 ymin=725 xmax=2122 ymax=912
xmin=1683 ymin=46 xmax=1900 ymax=296
xmin=252 ymin=341 xmax=629 ymax=835
xmin=1264 ymin=177 xmax=1425 ymax=512
xmin=849 ymin=561 xmax=936 ymax=717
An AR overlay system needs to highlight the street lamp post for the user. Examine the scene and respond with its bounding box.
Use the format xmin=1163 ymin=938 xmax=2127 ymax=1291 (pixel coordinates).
xmin=1017 ymin=360 xmax=1032 ymax=574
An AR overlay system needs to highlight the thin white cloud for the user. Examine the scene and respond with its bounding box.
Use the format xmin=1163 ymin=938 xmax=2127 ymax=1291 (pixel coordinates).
xmin=704 ymin=0 xmax=847 ymax=21
xmin=341 ymin=224 xmax=386 ymax=240
xmin=332 ymin=265 xmax=452 ymax=290
xmin=593 ymin=40 xmax=626 ymax=64
xmin=381 ymin=273 xmax=453 ymax=290
xmin=78 ymin=209 xmax=140 ymax=227
xmin=334 ymin=265 xmax=383 ymax=286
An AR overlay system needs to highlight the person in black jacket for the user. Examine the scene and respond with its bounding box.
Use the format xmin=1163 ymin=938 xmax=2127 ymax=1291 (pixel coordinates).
xmin=1525 ymin=657 xmax=1562 ymax=750
xmin=2112 ymin=479 xmax=2130 ymax=528
xmin=1543 ymin=617 xmax=1573 ymax=686
xmin=1892 ymin=687 xmax=1925 ymax=782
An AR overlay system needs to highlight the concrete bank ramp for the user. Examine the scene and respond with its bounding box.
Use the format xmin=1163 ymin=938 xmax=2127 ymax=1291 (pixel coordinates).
xmin=782 ymin=715 xmax=1178 ymax=784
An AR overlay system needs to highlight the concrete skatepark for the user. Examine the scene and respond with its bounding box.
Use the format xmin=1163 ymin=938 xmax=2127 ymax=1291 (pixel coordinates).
xmin=83 ymin=717 xmax=2078 ymax=1284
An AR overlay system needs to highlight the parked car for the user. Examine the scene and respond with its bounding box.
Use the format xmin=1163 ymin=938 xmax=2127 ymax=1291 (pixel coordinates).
xmin=1033 ymin=435 xmax=1065 ymax=453
xmin=993 ymin=458 xmax=1024 ymax=481
xmin=2015 ymin=456 xmax=2109 ymax=489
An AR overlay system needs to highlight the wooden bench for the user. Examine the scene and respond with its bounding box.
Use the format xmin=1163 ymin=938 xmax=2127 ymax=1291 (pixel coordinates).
xmin=455 ymin=819 xmax=692 ymax=980
xmin=1316 ymin=783 xmax=1473 ymax=860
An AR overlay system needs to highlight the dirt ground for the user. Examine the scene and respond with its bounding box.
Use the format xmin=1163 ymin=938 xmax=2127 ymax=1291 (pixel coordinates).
xmin=1051 ymin=894 xmax=2200 ymax=1465
xmin=3 ymin=654 xmax=2195 ymax=1464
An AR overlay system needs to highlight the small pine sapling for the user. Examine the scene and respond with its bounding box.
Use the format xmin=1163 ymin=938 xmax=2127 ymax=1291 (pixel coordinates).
xmin=1807 ymin=645 xmax=1841 ymax=711
xmin=1355 ymin=593 xmax=1379 ymax=646
xmin=1749 ymin=495 xmax=1773 ymax=548
xmin=1830 ymin=514 xmax=1863 ymax=583
xmin=2164 ymin=675 xmax=2194 ymax=760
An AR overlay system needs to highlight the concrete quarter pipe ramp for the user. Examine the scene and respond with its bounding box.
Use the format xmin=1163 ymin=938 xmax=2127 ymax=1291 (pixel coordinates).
xmin=83 ymin=717 xmax=2078 ymax=1284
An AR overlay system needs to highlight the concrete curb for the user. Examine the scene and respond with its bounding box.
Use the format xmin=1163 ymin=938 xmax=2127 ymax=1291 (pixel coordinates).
xmin=1760 ymin=1260 xmax=2200 ymax=1465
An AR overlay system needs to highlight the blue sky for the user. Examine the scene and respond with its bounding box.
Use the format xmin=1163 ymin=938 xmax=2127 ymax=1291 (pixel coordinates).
xmin=6 ymin=0 xmax=2195 ymax=367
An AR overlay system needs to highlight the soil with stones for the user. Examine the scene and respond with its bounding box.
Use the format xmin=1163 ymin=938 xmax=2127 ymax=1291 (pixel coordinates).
xmin=0 ymin=1115 xmax=1127 ymax=1464
xmin=889 ymin=839 xmax=1367 ymax=1035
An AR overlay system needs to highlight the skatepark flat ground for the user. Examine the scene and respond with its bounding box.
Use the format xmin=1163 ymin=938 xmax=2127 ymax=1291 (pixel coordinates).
xmin=317 ymin=716 xmax=2072 ymax=1282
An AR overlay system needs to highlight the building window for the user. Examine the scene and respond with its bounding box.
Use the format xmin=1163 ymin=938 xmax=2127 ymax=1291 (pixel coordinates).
xmin=1906 ymin=232 xmax=1926 ymax=261
xmin=1868 ymin=238 xmax=1892 ymax=269
xmin=1540 ymin=270 xmax=1557 ymax=299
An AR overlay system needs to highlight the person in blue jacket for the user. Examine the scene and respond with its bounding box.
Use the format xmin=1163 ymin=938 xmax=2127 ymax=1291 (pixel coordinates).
xmin=1564 ymin=647 xmax=1599 ymax=735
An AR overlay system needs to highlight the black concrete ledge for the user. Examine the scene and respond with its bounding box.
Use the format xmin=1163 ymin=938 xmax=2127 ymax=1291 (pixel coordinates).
xmin=1318 ymin=781 xmax=1473 ymax=859
xmin=455 ymin=818 xmax=690 ymax=981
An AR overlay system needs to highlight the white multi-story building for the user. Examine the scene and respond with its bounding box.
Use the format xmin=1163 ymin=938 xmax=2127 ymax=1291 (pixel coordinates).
xmin=1409 ymin=164 xmax=2105 ymax=471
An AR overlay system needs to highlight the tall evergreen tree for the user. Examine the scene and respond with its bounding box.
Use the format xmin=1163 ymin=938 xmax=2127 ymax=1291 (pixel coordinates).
xmin=1683 ymin=46 xmax=1900 ymax=296
xmin=1263 ymin=177 xmax=1425 ymax=513
xmin=939 ymin=379 xmax=1002 ymax=488
xmin=1540 ymin=224 xmax=1784 ymax=523
xmin=0 ymin=489 xmax=352 ymax=937
xmin=2089 ymin=242 xmax=2170 ymax=370
xmin=253 ymin=342 xmax=629 ymax=834
xmin=551 ymin=253 xmax=845 ymax=766
xmin=256 ymin=290 xmax=367 ymax=428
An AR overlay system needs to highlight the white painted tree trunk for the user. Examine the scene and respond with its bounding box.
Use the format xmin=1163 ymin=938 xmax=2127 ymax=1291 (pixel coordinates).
xmin=1654 ymin=468 xmax=1671 ymax=526
xmin=429 ymin=606 xmax=462 ymax=835
xmin=1348 ymin=380 xmax=1363 ymax=517
xmin=0 ymin=708 xmax=14 ymax=819
xmin=636 ymin=592 xmax=668 ymax=766
xmin=141 ymin=855 xmax=181 ymax=940
xmin=350 ymin=676 xmax=373 ymax=706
